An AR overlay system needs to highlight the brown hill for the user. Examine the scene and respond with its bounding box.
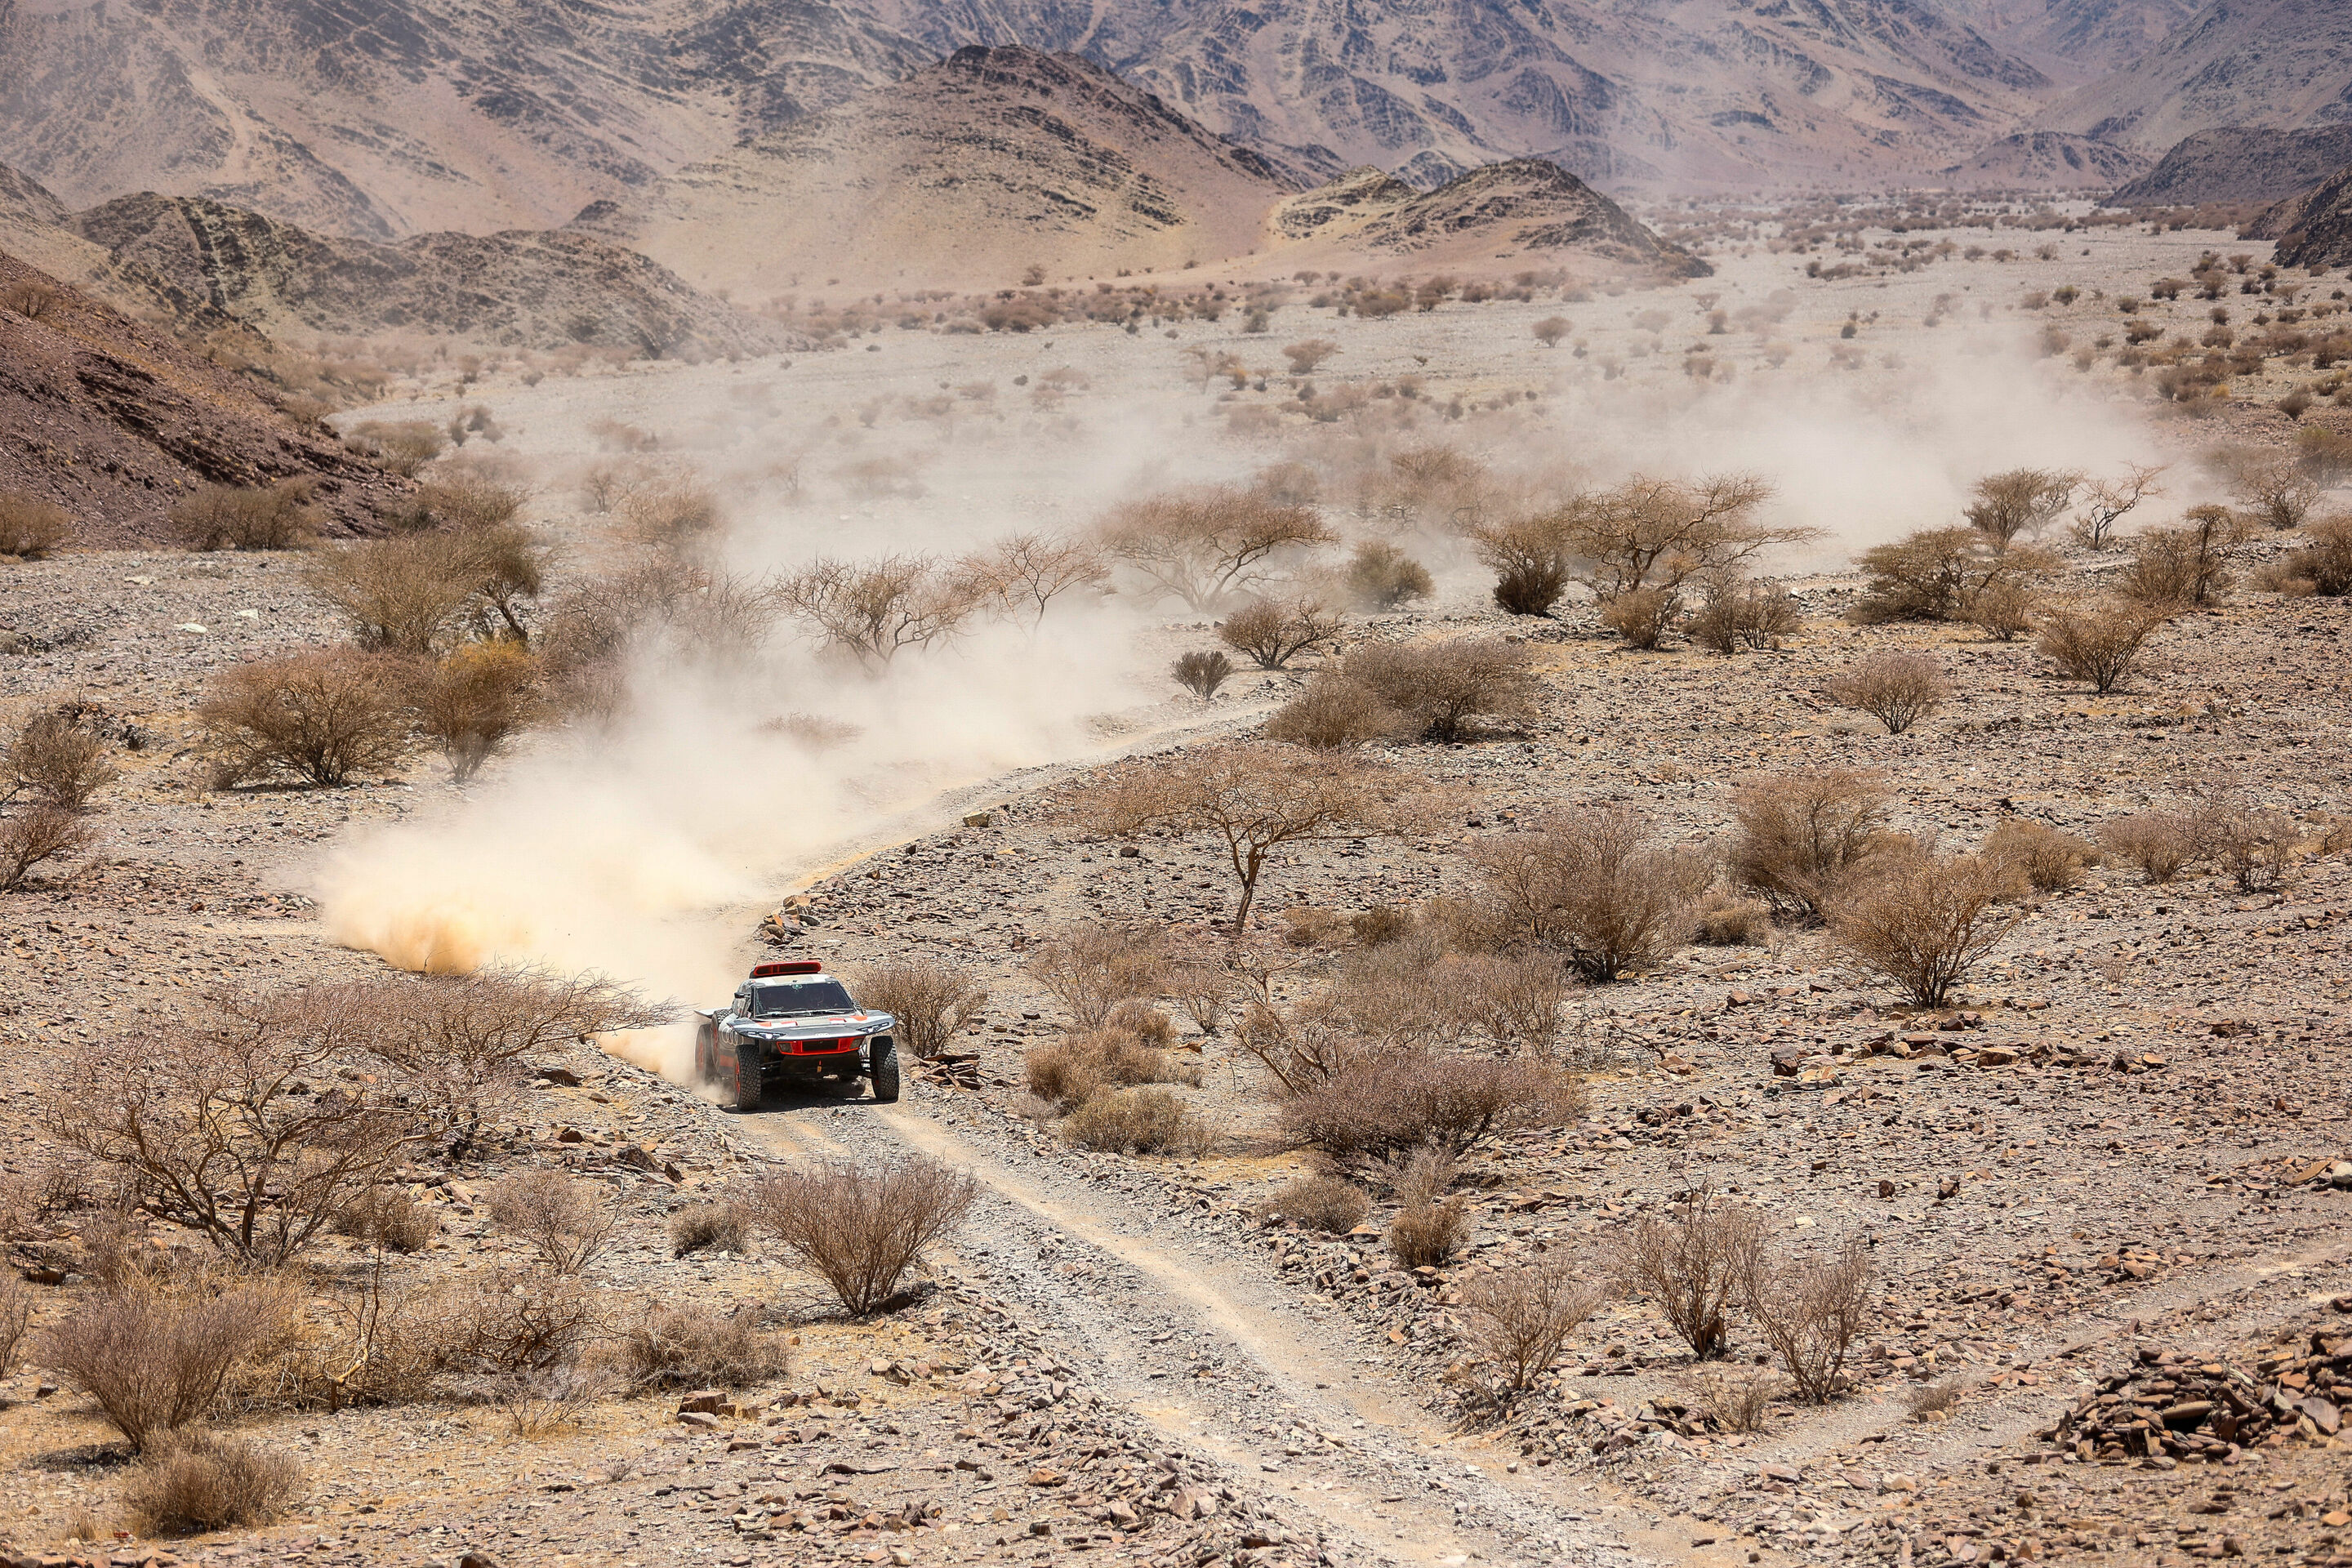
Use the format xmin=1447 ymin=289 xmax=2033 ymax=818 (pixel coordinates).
xmin=0 ymin=251 xmax=405 ymax=550
xmin=2032 ymin=0 xmax=2352 ymax=151
xmin=1940 ymin=130 xmax=2152 ymax=187
xmin=63 ymin=194 xmax=791 ymax=357
xmin=1937 ymin=0 xmax=2203 ymax=78
xmin=2246 ymin=163 xmax=2352 ymax=261
xmin=1274 ymin=161 xmax=1708 ymax=278
xmin=2109 ymin=124 xmax=2352 ymax=204
xmin=576 ymin=47 xmax=1306 ymax=295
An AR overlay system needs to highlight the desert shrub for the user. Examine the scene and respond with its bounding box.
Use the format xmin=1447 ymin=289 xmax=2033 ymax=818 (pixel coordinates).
xmin=1982 ymin=817 xmax=2091 ymax=893
xmin=1462 ymin=1257 xmax=1606 ymax=1392
xmin=123 ymin=1434 xmax=305 ymax=1533
xmin=40 ymin=1282 xmax=294 ymax=1450
xmin=172 ymin=480 xmax=321 ymax=550
xmin=1600 ymin=586 xmax=1677 ymax=649
xmin=1828 ymin=652 xmax=1946 ymax=734
xmin=854 ymin=960 xmax=987 ymax=1059
xmin=1344 ymin=541 xmax=1433 ymax=609
xmin=1454 ymin=952 xmax=1575 ymax=1054
xmin=334 ymin=1187 xmax=437 ymax=1253
xmin=2100 ymin=811 xmax=2199 ymax=883
xmin=1730 ymin=770 xmax=1894 ymax=920
xmin=1343 ymin=639 xmax=1539 ymax=742
xmin=485 ymin=1169 xmax=615 ymax=1275
xmin=1023 ymin=1028 xmax=1199 ymax=1110
xmin=412 ymin=639 xmax=538 ymax=782
xmin=488 ymin=1362 xmax=616 ymax=1439
xmin=2206 ymin=804 xmax=2297 ymax=893
xmin=1102 ymin=998 xmax=1175 ymax=1043
xmin=1827 ymin=851 xmax=2023 ymax=1007
xmin=399 ymin=474 xmax=527 ymax=534
xmin=1685 ymin=579 xmax=1799 ymax=654
xmin=1386 ymin=1197 xmax=1471 ymax=1267
xmin=1282 ymin=338 xmax=1340 ymax=374
xmin=308 ymin=533 xmax=478 ymax=653
xmin=1097 ymin=486 xmax=1334 ymax=610
xmin=1615 ymin=1184 xmax=1762 ymax=1361
xmin=1854 ymin=528 xmax=2057 ymax=623
xmin=0 ymin=1272 xmax=30 ymax=1374
xmin=1263 ymin=676 xmax=1411 ymax=747
xmin=1544 ymin=473 xmax=1811 ymax=602
xmin=0 ymin=804 xmax=93 ymax=891
xmin=1690 ymin=1366 xmax=1786 ymax=1433
xmin=1477 ymin=519 xmax=1571 ymax=617
xmin=750 ymin=1159 xmax=977 ymax=1316
xmin=346 ymin=419 xmax=446 ymax=476
xmin=2036 ymin=600 xmax=2166 ymax=693
xmin=612 ymin=1302 xmax=786 ymax=1391
xmin=198 ymin=648 xmax=415 ymax=787
xmin=1964 ymin=468 xmax=2078 ymax=546
xmin=1025 ymin=926 xmax=1164 ymax=1028
xmin=1280 ymin=1049 xmax=1583 ymax=1160
xmin=2122 ymin=505 xmax=2243 ymax=608
xmin=1219 ymin=597 xmax=1341 ymax=669
xmin=7 ymin=703 xmax=117 ymax=811
xmin=1255 ymin=1176 xmax=1369 ymax=1234
xmin=1741 ymin=1237 xmax=1873 ymax=1403
xmin=3 ymin=278 xmax=57 ymax=318
xmin=1471 ymin=806 xmax=1709 ymax=979
xmin=670 ymin=1200 xmax=751 ymax=1257
xmin=1962 ymin=578 xmax=2040 ymax=640
xmin=2257 ymin=513 xmax=2352 ymax=596
xmin=0 ymin=492 xmax=70 ymax=559
xmin=1533 ymin=316 xmax=1571 ymax=346
xmin=1172 ymin=648 xmax=1234 ymax=700
xmin=1062 ymin=1086 xmax=1215 ymax=1156
xmin=1693 ymin=898 xmax=1771 ymax=946
xmin=2070 ymin=464 xmax=2167 ymax=550
xmin=619 ymin=481 xmax=724 ymax=546
xmin=424 ymin=1266 xmax=599 ymax=1374
xmin=1905 ymin=1376 xmax=1969 ymax=1422
xmin=2229 ymin=453 xmax=2321 ymax=529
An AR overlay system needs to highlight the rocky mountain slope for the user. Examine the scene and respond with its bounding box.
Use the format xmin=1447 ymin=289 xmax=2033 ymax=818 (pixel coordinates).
xmin=2032 ymin=0 xmax=2352 ymax=152
xmin=1940 ymin=128 xmax=2151 ymax=186
xmin=1938 ymin=0 xmax=2203 ymax=76
xmin=2109 ymin=123 xmax=2352 ymax=203
xmin=575 ymin=46 xmax=1303 ymax=295
xmin=0 ymin=0 xmax=927 ymax=239
xmin=0 ymin=251 xmax=405 ymax=549
xmin=2247 ymin=163 xmax=2352 ymax=263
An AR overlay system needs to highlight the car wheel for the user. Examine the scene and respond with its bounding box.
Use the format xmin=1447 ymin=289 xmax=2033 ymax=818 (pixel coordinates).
xmin=869 ymin=1039 xmax=900 ymax=1103
xmin=721 ymin=1041 xmax=760 ymax=1113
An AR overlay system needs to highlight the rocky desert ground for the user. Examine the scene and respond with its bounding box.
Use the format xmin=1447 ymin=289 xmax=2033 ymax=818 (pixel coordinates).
xmin=3 ymin=203 xmax=2350 ymax=1568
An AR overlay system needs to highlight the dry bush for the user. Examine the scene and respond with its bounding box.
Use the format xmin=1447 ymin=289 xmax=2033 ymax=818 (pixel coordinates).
xmin=854 ymin=960 xmax=987 ymax=1059
xmin=1084 ymin=742 xmax=1430 ymax=929
xmin=1230 ymin=981 xmax=1367 ymax=1096
xmin=1219 ymin=597 xmax=1341 ymax=669
xmin=1982 ymin=817 xmax=2091 ymax=893
xmin=1282 ymin=339 xmax=1340 ymax=373
xmin=1024 ymin=925 xmax=1164 ymax=1028
xmin=1615 ymin=1184 xmax=1763 ymax=1361
xmin=1023 ymin=1028 xmax=1199 ymax=1110
xmin=2070 ymin=463 xmax=2166 ymax=549
xmin=1544 ymin=474 xmax=1814 ymax=601
xmin=2036 ymin=599 xmax=2166 ymax=694
xmin=399 ymin=473 xmax=527 ymax=534
xmin=1103 ymin=998 xmax=1176 ymax=1043
xmin=0 ymin=492 xmax=71 ymax=558
xmin=1686 ymin=578 xmax=1799 ymax=654
xmin=1342 ymin=639 xmax=1540 ymax=742
xmin=1172 ymin=648 xmax=1234 ymax=701
xmin=198 ymin=648 xmax=415 ymax=787
xmin=0 ymin=1272 xmax=30 ymax=1374
xmin=307 ymin=532 xmax=490 ymax=653
xmin=1689 ymin=1366 xmax=1787 ymax=1433
xmin=2123 ymin=505 xmax=2244 ymax=608
xmin=484 ymin=1169 xmax=616 ymax=1275
xmin=1962 ymin=577 xmax=2041 ymax=641
xmin=44 ymin=1011 xmax=420 ymax=1265
xmin=1827 ymin=851 xmax=2024 ymax=1007
xmin=1731 ymin=771 xmax=1893 ymax=920
xmin=1255 ymin=1176 xmax=1369 ymax=1233
xmin=1462 ymin=1257 xmax=1606 ymax=1391
xmin=1454 ymin=952 xmax=1575 ymax=1054
xmin=1344 ymin=541 xmax=1433 ymax=609
xmin=1828 ymin=651 xmax=1947 ymax=735
xmin=670 ymin=1200 xmax=751 ymax=1257
xmin=1741 ymin=1236 xmax=1873 ymax=1403
xmin=413 ymin=639 xmax=539 ymax=782
xmin=1599 ymin=586 xmax=1678 ymax=650
xmin=2205 ymin=804 xmax=2297 ymax=893
xmin=3 ymin=278 xmax=57 ymax=318
xmin=2299 ymin=425 xmax=2352 ymax=486
xmin=750 ymin=1159 xmax=977 ymax=1317
xmin=1964 ymin=468 xmax=2078 ymax=546
xmin=2229 ymin=452 xmax=2322 ymax=529
xmin=334 ymin=1187 xmax=437 ymax=1253
xmin=1386 ymin=1197 xmax=1471 ymax=1268
xmin=123 ymin=1434 xmax=305 ymax=1533
xmin=1280 ymin=1049 xmax=1584 ymax=1160
xmin=1471 ymin=518 xmax=1571 ymax=617
xmin=1097 ymin=486 xmax=1336 ymax=610
xmin=1471 ymin=806 xmax=1709 ymax=979
xmin=2100 ymin=811 xmax=2198 ymax=883
xmin=172 ymin=480 xmax=321 ymax=551
xmin=40 ymin=1281 xmax=294 ymax=1450
xmin=1904 ymin=1376 xmax=1969 ymax=1422
xmin=962 ymin=532 xmax=1107 ymax=625
xmin=0 ymin=804 xmax=94 ymax=891
xmin=1854 ymin=528 xmax=2058 ymax=622
xmin=424 ymin=1266 xmax=599 ymax=1374
xmin=2258 ymin=514 xmax=2352 ymax=595
xmin=1694 ymin=898 xmax=1771 ymax=946
xmin=618 ymin=481 xmax=724 ymax=546
xmin=1263 ymin=675 xmax=1413 ymax=747
xmin=1323 ymin=937 xmax=1458 ymax=1046
xmin=611 ymin=1302 xmax=786 ymax=1391
xmin=537 ymin=558 xmax=773 ymax=715
xmin=774 ymin=553 xmax=988 ymax=666
xmin=7 ymin=703 xmax=117 ymax=810
xmin=345 ymin=419 xmax=446 ymax=476
xmin=1062 ymin=1086 xmax=1216 ymax=1156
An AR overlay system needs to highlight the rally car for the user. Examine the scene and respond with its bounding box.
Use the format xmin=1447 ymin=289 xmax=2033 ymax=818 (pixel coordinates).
xmin=693 ymin=960 xmax=898 ymax=1111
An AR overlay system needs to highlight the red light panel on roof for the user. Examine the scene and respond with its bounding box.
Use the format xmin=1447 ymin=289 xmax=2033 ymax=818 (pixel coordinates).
xmin=750 ymin=960 xmax=824 ymax=978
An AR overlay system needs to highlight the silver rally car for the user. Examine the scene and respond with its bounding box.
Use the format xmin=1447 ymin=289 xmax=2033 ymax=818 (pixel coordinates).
xmin=693 ymin=960 xmax=898 ymax=1111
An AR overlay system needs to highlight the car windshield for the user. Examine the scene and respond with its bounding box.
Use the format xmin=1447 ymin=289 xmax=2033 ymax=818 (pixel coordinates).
xmin=746 ymin=979 xmax=856 ymax=1018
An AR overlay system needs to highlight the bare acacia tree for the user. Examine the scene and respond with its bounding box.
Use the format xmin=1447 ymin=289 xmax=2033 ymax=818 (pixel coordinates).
xmin=1539 ymin=474 xmax=1816 ymax=602
xmin=2070 ymin=463 xmax=2166 ymax=550
xmin=961 ymin=532 xmax=1108 ymax=626
xmin=1964 ymin=468 xmax=2081 ymax=548
xmin=773 ymin=555 xmax=991 ymax=667
xmin=1096 ymin=487 xmax=1336 ymax=611
xmin=1082 ymin=742 xmax=1437 ymax=930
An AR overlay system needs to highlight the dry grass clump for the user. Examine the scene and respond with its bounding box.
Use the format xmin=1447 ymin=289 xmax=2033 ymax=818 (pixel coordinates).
xmin=0 ymin=492 xmax=72 ymax=558
xmin=1255 ymin=1176 xmax=1370 ymax=1233
xmin=122 ymin=1434 xmax=305 ymax=1534
xmin=751 ymin=1159 xmax=976 ymax=1316
xmin=2259 ymin=514 xmax=2352 ymax=596
xmin=483 ymin=1169 xmax=615 ymax=1275
xmin=1828 ymin=652 xmax=1948 ymax=734
xmin=1219 ymin=597 xmax=1341 ymax=669
xmin=7 ymin=703 xmax=117 ymax=811
xmin=1614 ymin=1184 xmax=1762 ymax=1361
xmin=1062 ymin=1086 xmax=1216 ymax=1156
xmin=1904 ymin=1376 xmax=1970 ymax=1422
xmin=1462 ymin=1257 xmax=1606 ymax=1392
xmin=1730 ymin=770 xmax=1894 ymax=920
xmin=1983 ymin=817 xmax=2092 ymax=893
xmin=334 ymin=1187 xmax=437 ymax=1253
xmin=1827 ymin=851 xmax=2023 ymax=1007
xmin=412 ymin=639 xmax=539 ymax=782
xmin=1383 ymin=1148 xmax=1470 ymax=1267
xmin=1741 ymin=1238 xmax=1874 ymax=1402
xmin=612 ymin=1302 xmax=786 ymax=1390
xmin=854 ymin=960 xmax=987 ymax=1059
xmin=1280 ymin=1050 xmax=1584 ymax=1160
xmin=1693 ymin=898 xmax=1771 ymax=946
xmin=1688 ymin=1366 xmax=1787 ymax=1433
xmin=172 ymin=479 xmax=321 ymax=550
xmin=40 ymin=1279 xmax=296 ymax=1450
xmin=198 ymin=648 xmax=415 ymax=787
xmin=1023 ymin=1026 xmax=1200 ymax=1110
xmin=1471 ymin=806 xmax=1709 ymax=978
xmin=2036 ymin=600 xmax=2167 ymax=693
xmin=1343 ymin=541 xmax=1432 ymax=609
xmin=2100 ymin=811 xmax=2200 ymax=884
xmin=669 ymin=1200 xmax=751 ymax=1257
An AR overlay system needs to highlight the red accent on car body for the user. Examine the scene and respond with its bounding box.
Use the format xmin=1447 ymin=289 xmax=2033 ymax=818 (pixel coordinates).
xmin=750 ymin=960 xmax=824 ymax=978
xmin=791 ymin=1037 xmax=859 ymax=1055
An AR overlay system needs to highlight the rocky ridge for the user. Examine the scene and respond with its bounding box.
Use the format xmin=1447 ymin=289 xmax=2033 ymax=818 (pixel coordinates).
xmin=2110 ymin=125 xmax=2352 ymax=206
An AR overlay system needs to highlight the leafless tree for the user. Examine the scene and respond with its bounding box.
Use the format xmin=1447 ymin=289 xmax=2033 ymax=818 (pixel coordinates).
xmin=1965 ymin=468 xmax=2080 ymax=547
xmin=1740 ymin=1236 xmax=1875 ymax=1403
xmin=962 ymin=532 xmax=1108 ymax=626
xmin=1543 ymin=474 xmax=1816 ymax=601
xmin=1615 ymin=1183 xmax=1763 ymax=1361
xmin=1220 ymin=597 xmax=1343 ymax=669
xmin=2070 ymin=463 xmax=2166 ymax=550
xmin=772 ymin=554 xmax=991 ymax=667
xmin=2227 ymin=452 xmax=2322 ymax=530
xmin=1097 ymin=487 xmax=1336 ymax=610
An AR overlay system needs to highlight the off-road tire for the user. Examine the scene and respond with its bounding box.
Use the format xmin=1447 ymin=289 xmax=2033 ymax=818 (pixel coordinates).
xmin=869 ymin=1038 xmax=900 ymax=1103
xmin=720 ymin=1040 xmax=761 ymax=1113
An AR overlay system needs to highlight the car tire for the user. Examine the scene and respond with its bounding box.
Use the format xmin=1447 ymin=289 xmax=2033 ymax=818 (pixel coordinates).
xmin=720 ymin=1040 xmax=761 ymax=1113
xmin=869 ymin=1038 xmax=900 ymax=1103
